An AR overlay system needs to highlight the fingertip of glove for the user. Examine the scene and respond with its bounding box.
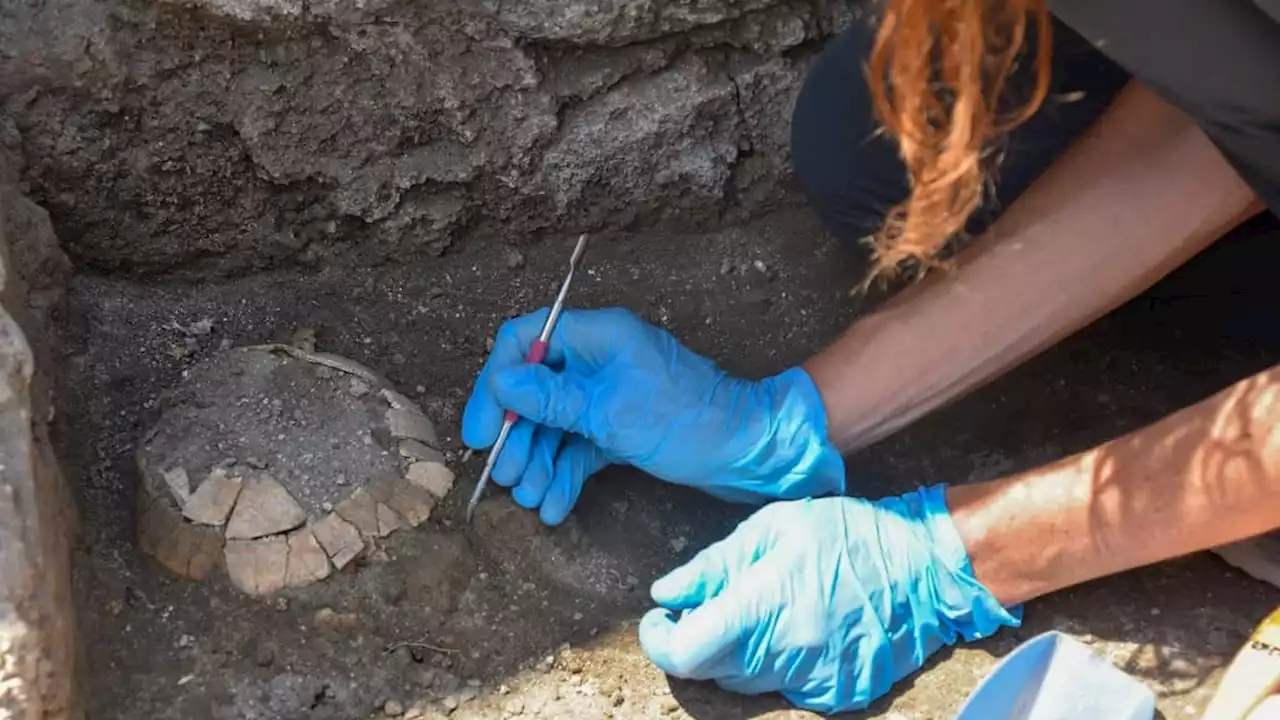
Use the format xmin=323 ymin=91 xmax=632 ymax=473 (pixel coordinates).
xmin=649 ymin=566 xmax=703 ymax=609
xmin=460 ymin=394 xmax=498 ymax=450
xmin=538 ymin=502 xmax=569 ymax=526
xmin=511 ymin=483 xmax=543 ymax=510
xmin=637 ymin=608 xmax=681 ymax=673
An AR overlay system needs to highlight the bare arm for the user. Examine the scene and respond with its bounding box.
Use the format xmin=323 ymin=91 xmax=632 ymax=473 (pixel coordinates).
xmin=950 ymin=364 xmax=1280 ymax=606
xmin=805 ymin=80 xmax=1262 ymax=452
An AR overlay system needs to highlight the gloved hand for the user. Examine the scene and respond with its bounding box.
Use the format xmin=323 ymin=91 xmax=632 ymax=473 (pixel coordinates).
xmin=638 ymin=485 xmax=1020 ymax=714
xmin=462 ymin=307 xmax=844 ymax=525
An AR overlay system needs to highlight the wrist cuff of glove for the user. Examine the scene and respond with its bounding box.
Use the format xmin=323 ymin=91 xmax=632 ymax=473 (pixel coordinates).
xmin=917 ymin=484 xmax=1022 ymax=641
xmin=745 ymin=366 xmax=847 ymax=499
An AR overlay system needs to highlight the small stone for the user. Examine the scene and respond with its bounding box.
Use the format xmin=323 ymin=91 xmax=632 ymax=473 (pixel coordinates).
xmin=224 ymin=473 xmax=307 ymax=540
xmin=718 ymin=258 xmax=732 ymax=275
xmin=435 ymin=671 xmax=460 ymax=693
xmin=182 ymin=469 xmax=243 ymax=526
xmin=611 ymin=691 xmax=624 ymax=707
xmin=224 ymin=536 xmax=289 ymax=596
xmin=660 ymin=696 xmax=680 ymax=714
xmin=623 ymin=575 xmax=639 ymax=590
xmin=497 ymin=684 xmax=510 ymax=695
xmin=349 ymin=378 xmax=371 ymax=397
xmin=457 ymin=687 xmax=477 ymax=703
xmin=466 ymin=678 xmax=481 ymax=688
xmin=504 ymin=697 xmax=524 ymax=714
xmin=399 ymin=439 xmax=446 ymax=463
xmin=536 ymin=654 xmax=554 ymax=672
xmin=312 ymin=512 xmax=364 ymax=569
xmin=289 ymin=327 xmax=317 ymax=352
xmin=505 ymin=248 xmax=526 ymax=269
xmin=313 ymin=607 xmax=360 ymax=632
xmin=384 ymin=699 xmax=404 ymax=716
xmin=441 ymin=695 xmax=459 ymax=711
xmin=572 ymin=612 xmax=583 ymax=621
xmin=253 ymin=642 xmax=275 ymax=667
xmin=752 ymin=259 xmax=768 ymax=274
xmin=283 ymin=527 xmax=332 ymax=588
xmin=669 ymin=536 xmax=687 ymax=553
xmin=246 ymin=456 xmax=267 ymax=469
xmin=162 ymin=467 xmax=192 ymax=505
xmin=386 ymin=407 xmax=438 ymax=445
xmin=405 ymin=461 xmax=455 ymax=499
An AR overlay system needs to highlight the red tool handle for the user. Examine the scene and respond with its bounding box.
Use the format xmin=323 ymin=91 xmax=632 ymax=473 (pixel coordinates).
xmin=503 ymin=339 xmax=549 ymax=424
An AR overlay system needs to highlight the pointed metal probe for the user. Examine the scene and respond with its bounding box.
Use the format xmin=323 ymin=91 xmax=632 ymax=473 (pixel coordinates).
xmin=466 ymin=233 xmax=590 ymax=524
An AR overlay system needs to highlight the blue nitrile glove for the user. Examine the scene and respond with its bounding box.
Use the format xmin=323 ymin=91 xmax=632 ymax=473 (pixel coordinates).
xmin=462 ymin=307 xmax=845 ymax=525
xmin=638 ymin=485 xmax=1021 ymax=714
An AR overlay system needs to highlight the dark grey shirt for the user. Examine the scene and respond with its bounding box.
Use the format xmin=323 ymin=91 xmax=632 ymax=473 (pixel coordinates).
xmin=1052 ymin=0 xmax=1280 ymax=213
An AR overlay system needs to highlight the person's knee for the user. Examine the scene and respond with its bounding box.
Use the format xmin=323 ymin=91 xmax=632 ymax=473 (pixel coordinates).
xmin=790 ymin=18 xmax=907 ymax=256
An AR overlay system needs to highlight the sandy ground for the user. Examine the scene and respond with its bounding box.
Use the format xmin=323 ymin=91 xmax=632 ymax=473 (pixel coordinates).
xmin=59 ymin=208 xmax=1279 ymax=719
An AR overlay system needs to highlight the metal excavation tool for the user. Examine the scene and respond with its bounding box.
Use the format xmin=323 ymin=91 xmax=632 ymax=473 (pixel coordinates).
xmin=465 ymin=233 xmax=591 ymax=524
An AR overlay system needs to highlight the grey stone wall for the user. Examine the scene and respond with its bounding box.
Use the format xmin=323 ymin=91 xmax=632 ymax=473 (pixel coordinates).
xmin=0 ymin=150 xmax=79 ymax=719
xmin=0 ymin=0 xmax=863 ymax=275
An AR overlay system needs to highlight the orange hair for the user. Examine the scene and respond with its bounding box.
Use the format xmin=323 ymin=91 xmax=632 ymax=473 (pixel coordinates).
xmin=865 ymin=0 xmax=1053 ymax=282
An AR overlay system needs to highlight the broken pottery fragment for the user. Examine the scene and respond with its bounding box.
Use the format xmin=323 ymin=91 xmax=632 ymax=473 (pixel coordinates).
xmin=380 ymin=388 xmax=416 ymax=410
xmin=136 ymin=343 xmax=453 ymax=596
xmin=398 ymin=439 xmax=445 ymax=464
xmin=162 ymin=467 xmax=192 ymax=505
xmin=182 ymin=469 xmax=243 ymax=526
xmin=386 ymin=407 xmax=438 ymax=446
xmin=334 ymin=487 xmax=382 ymax=536
xmin=367 ymin=474 xmax=436 ymax=527
xmin=376 ymin=502 xmax=406 ymax=536
xmin=224 ymin=473 xmax=307 ymax=540
xmin=225 ymin=536 xmax=290 ymax=596
xmin=382 ymin=480 xmax=436 ymax=526
xmin=405 ymin=461 xmax=455 ymax=499
xmin=138 ymin=493 xmax=223 ymax=580
xmin=312 ymin=512 xmax=364 ymax=569
xmin=284 ymin=527 xmax=332 ymax=588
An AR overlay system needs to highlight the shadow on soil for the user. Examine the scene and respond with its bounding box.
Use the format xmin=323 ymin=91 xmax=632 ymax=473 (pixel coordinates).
xmin=59 ymin=209 xmax=1280 ymax=718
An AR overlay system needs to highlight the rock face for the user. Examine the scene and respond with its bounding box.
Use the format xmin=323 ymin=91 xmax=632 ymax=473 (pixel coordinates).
xmin=0 ymin=0 xmax=863 ymax=275
xmin=0 ymin=157 xmax=80 ymax=716
xmin=135 ymin=343 xmax=456 ymax=597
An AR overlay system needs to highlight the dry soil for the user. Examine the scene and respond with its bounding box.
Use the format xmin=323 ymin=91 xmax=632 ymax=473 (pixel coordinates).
xmin=60 ymin=208 xmax=1279 ymax=719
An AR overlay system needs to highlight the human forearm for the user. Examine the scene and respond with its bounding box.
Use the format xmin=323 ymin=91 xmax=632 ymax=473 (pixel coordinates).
xmin=948 ymin=364 xmax=1280 ymax=606
xmin=805 ymin=81 xmax=1261 ymax=452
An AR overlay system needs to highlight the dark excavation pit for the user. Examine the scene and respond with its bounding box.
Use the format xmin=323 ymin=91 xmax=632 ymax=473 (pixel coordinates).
xmin=57 ymin=209 xmax=1280 ymax=719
